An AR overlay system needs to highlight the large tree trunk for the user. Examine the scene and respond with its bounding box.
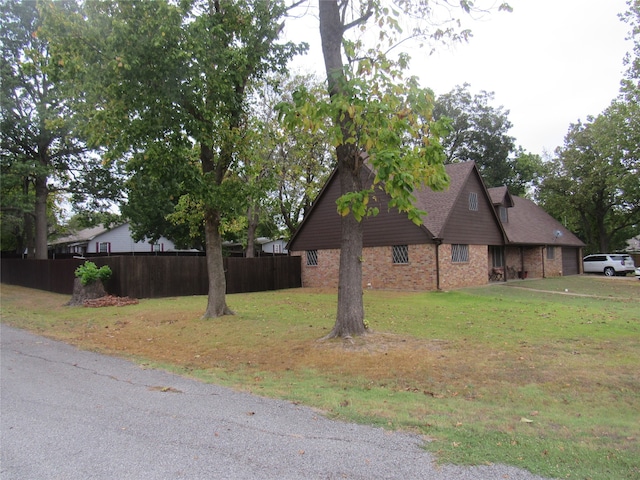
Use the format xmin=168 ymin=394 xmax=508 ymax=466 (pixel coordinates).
xmin=245 ymin=205 xmax=258 ymax=258
xmin=327 ymin=158 xmax=366 ymax=338
xmin=34 ymin=175 xmax=48 ymax=260
xmin=203 ymin=208 xmax=234 ymax=318
xmin=320 ymin=0 xmax=366 ymax=337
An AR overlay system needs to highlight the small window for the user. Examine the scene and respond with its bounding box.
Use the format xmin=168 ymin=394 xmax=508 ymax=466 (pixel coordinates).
xmin=499 ymin=206 xmax=508 ymax=223
xmin=152 ymin=243 xmax=161 ymax=252
xmin=306 ymin=250 xmax=318 ymax=266
xmin=547 ymin=246 xmax=555 ymax=260
xmin=452 ymin=244 xmax=469 ymax=263
xmin=468 ymin=192 xmax=478 ymax=211
xmin=99 ymin=242 xmax=110 ymax=253
xmin=392 ymin=245 xmax=409 ymax=264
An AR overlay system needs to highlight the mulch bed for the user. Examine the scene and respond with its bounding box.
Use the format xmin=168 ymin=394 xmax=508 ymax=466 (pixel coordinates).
xmin=83 ymin=295 xmax=139 ymax=308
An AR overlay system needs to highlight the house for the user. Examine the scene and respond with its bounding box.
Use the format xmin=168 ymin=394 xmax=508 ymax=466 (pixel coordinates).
xmin=50 ymin=223 xmax=185 ymax=256
xmin=287 ymin=161 xmax=584 ymax=291
xmin=259 ymin=238 xmax=288 ymax=255
xmin=488 ymin=186 xmax=585 ymax=278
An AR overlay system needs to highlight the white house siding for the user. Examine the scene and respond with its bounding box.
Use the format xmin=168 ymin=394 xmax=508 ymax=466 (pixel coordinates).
xmin=86 ymin=224 xmax=177 ymax=254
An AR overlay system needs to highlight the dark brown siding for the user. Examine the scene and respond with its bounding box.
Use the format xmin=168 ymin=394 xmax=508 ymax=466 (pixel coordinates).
xmin=439 ymin=171 xmax=504 ymax=245
xmin=562 ymin=247 xmax=581 ymax=275
xmin=289 ymin=169 xmax=433 ymax=251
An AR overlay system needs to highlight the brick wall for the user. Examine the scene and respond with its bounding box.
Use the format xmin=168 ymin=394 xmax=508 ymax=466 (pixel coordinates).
xmin=438 ymin=244 xmax=488 ymax=290
xmin=523 ymin=247 xmax=543 ymax=278
xmin=294 ymin=243 xmax=573 ymax=291
xmin=543 ymin=246 xmax=564 ymax=277
xmin=294 ymin=243 xmax=485 ymax=291
xmin=505 ymin=245 xmax=566 ymax=279
xmin=292 ymin=249 xmax=341 ymax=288
xmin=362 ymin=244 xmax=438 ymax=290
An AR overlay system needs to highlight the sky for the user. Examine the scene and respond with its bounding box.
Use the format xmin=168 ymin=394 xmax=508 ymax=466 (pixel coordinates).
xmin=284 ymin=0 xmax=632 ymax=156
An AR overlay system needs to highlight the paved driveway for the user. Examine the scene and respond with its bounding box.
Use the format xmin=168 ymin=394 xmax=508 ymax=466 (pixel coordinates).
xmin=1 ymin=325 xmax=550 ymax=479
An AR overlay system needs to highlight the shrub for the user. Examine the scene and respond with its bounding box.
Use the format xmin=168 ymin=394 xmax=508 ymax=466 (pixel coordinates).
xmin=74 ymin=261 xmax=112 ymax=286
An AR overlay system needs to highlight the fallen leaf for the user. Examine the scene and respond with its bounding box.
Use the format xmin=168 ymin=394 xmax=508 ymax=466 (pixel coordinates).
xmin=520 ymin=417 xmax=534 ymax=423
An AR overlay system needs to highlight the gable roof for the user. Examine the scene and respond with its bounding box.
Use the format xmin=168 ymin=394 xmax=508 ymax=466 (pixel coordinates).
xmin=49 ymin=224 xmax=110 ymax=246
xmin=413 ymin=161 xmax=502 ymax=241
xmin=488 ymin=185 xmax=515 ymax=208
xmin=488 ymin=191 xmax=585 ymax=247
xmin=288 ymin=161 xmax=506 ymax=250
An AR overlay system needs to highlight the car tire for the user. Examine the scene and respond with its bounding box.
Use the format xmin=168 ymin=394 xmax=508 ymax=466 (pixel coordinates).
xmin=604 ymin=267 xmax=615 ymax=276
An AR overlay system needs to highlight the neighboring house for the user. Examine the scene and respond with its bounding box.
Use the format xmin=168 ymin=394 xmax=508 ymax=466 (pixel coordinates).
xmin=488 ymin=186 xmax=585 ymax=278
xmin=50 ymin=223 xmax=184 ymax=256
xmin=259 ymin=238 xmax=288 ymax=255
xmin=287 ymin=161 xmax=585 ymax=291
xmin=626 ymin=235 xmax=640 ymax=253
xmin=222 ymin=238 xmax=289 ymax=257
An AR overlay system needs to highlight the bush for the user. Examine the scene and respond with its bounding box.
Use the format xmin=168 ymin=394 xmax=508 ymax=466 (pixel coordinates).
xmin=74 ymin=261 xmax=112 ymax=286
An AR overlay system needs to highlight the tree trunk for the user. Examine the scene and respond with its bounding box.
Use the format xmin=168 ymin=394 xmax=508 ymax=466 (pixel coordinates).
xmin=202 ymin=208 xmax=234 ymax=318
xmin=66 ymin=277 xmax=107 ymax=306
xmin=327 ymin=160 xmax=366 ymax=338
xmin=320 ymin=0 xmax=366 ymax=337
xmin=245 ymin=205 xmax=258 ymax=258
xmin=23 ymin=210 xmax=34 ymax=258
xmin=34 ymin=175 xmax=48 ymax=260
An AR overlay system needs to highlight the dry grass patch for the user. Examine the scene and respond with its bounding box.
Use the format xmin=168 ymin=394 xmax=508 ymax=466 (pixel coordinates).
xmin=2 ymin=279 xmax=639 ymax=480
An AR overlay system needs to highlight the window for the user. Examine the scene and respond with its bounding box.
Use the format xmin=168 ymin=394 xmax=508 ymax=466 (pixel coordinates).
xmin=490 ymin=246 xmax=504 ymax=268
xmin=99 ymin=242 xmax=110 ymax=253
xmin=499 ymin=206 xmax=508 ymax=223
xmin=468 ymin=192 xmax=478 ymax=211
xmin=392 ymin=245 xmax=409 ymax=264
xmin=306 ymin=250 xmax=318 ymax=266
xmin=152 ymin=243 xmax=162 ymax=252
xmin=451 ymin=244 xmax=469 ymax=263
xmin=547 ymin=246 xmax=555 ymax=260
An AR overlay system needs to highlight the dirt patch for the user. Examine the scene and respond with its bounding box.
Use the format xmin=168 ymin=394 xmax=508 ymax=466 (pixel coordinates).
xmin=83 ymin=295 xmax=139 ymax=308
xmin=314 ymin=331 xmax=448 ymax=354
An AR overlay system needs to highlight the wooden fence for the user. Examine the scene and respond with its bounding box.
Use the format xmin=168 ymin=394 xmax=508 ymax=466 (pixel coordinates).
xmin=0 ymin=256 xmax=301 ymax=298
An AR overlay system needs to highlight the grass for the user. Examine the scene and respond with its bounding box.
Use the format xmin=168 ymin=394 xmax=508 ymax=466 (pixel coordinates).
xmin=1 ymin=276 xmax=639 ymax=479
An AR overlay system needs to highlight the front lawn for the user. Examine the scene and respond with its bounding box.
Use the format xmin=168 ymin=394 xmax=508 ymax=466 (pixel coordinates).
xmin=1 ymin=276 xmax=638 ymax=479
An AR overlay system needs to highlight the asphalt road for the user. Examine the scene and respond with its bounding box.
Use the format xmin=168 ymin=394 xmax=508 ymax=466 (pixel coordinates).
xmin=1 ymin=325 xmax=551 ymax=479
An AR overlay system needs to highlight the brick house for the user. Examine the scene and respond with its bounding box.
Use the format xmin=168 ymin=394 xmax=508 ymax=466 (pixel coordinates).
xmin=488 ymin=186 xmax=584 ymax=279
xmin=288 ymin=161 xmax=585 ymax=291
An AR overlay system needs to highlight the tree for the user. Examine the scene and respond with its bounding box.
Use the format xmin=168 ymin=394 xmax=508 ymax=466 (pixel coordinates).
xmin=538 ymin=0 xmax=640 ymax=253
xmin=281 ymin=1 xmax=513 ymax=337
xmin=508 ymin=149 xmax=546 ymax=197
xmin=433 ymin=84 xmax=517 ymax=189
xmin=44 ymin=0 xmax=303 ymax=317
xmin=270 ymin=73 xmax=334 ymax=237
xmin=538 ymin=106 xmax=640 ymax=253
xmin=1 ymin=0 xmax=119 ymax=258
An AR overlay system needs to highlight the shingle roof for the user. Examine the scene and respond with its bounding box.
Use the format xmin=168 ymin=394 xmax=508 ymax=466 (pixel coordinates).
xmin=412 ymin=161 xmax=478 ymax=238
xmin=49 ymin=225 xmax=110 ymax=246
xmin=488 ymin=185 xmax=514 ymax=207
xmin=493 ymin=194 xmax=585 ymax=246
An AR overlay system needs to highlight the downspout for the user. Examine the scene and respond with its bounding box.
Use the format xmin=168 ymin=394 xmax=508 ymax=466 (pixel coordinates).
xmin=435 ymin=238 xmax=442 ymax=290
xmin=542 ymin=246 xmax=546 ymax=278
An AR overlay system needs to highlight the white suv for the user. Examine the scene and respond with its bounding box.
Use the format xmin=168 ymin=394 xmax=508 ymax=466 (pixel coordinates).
xmin=583 ymin=254 xmax=636 ymax=276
